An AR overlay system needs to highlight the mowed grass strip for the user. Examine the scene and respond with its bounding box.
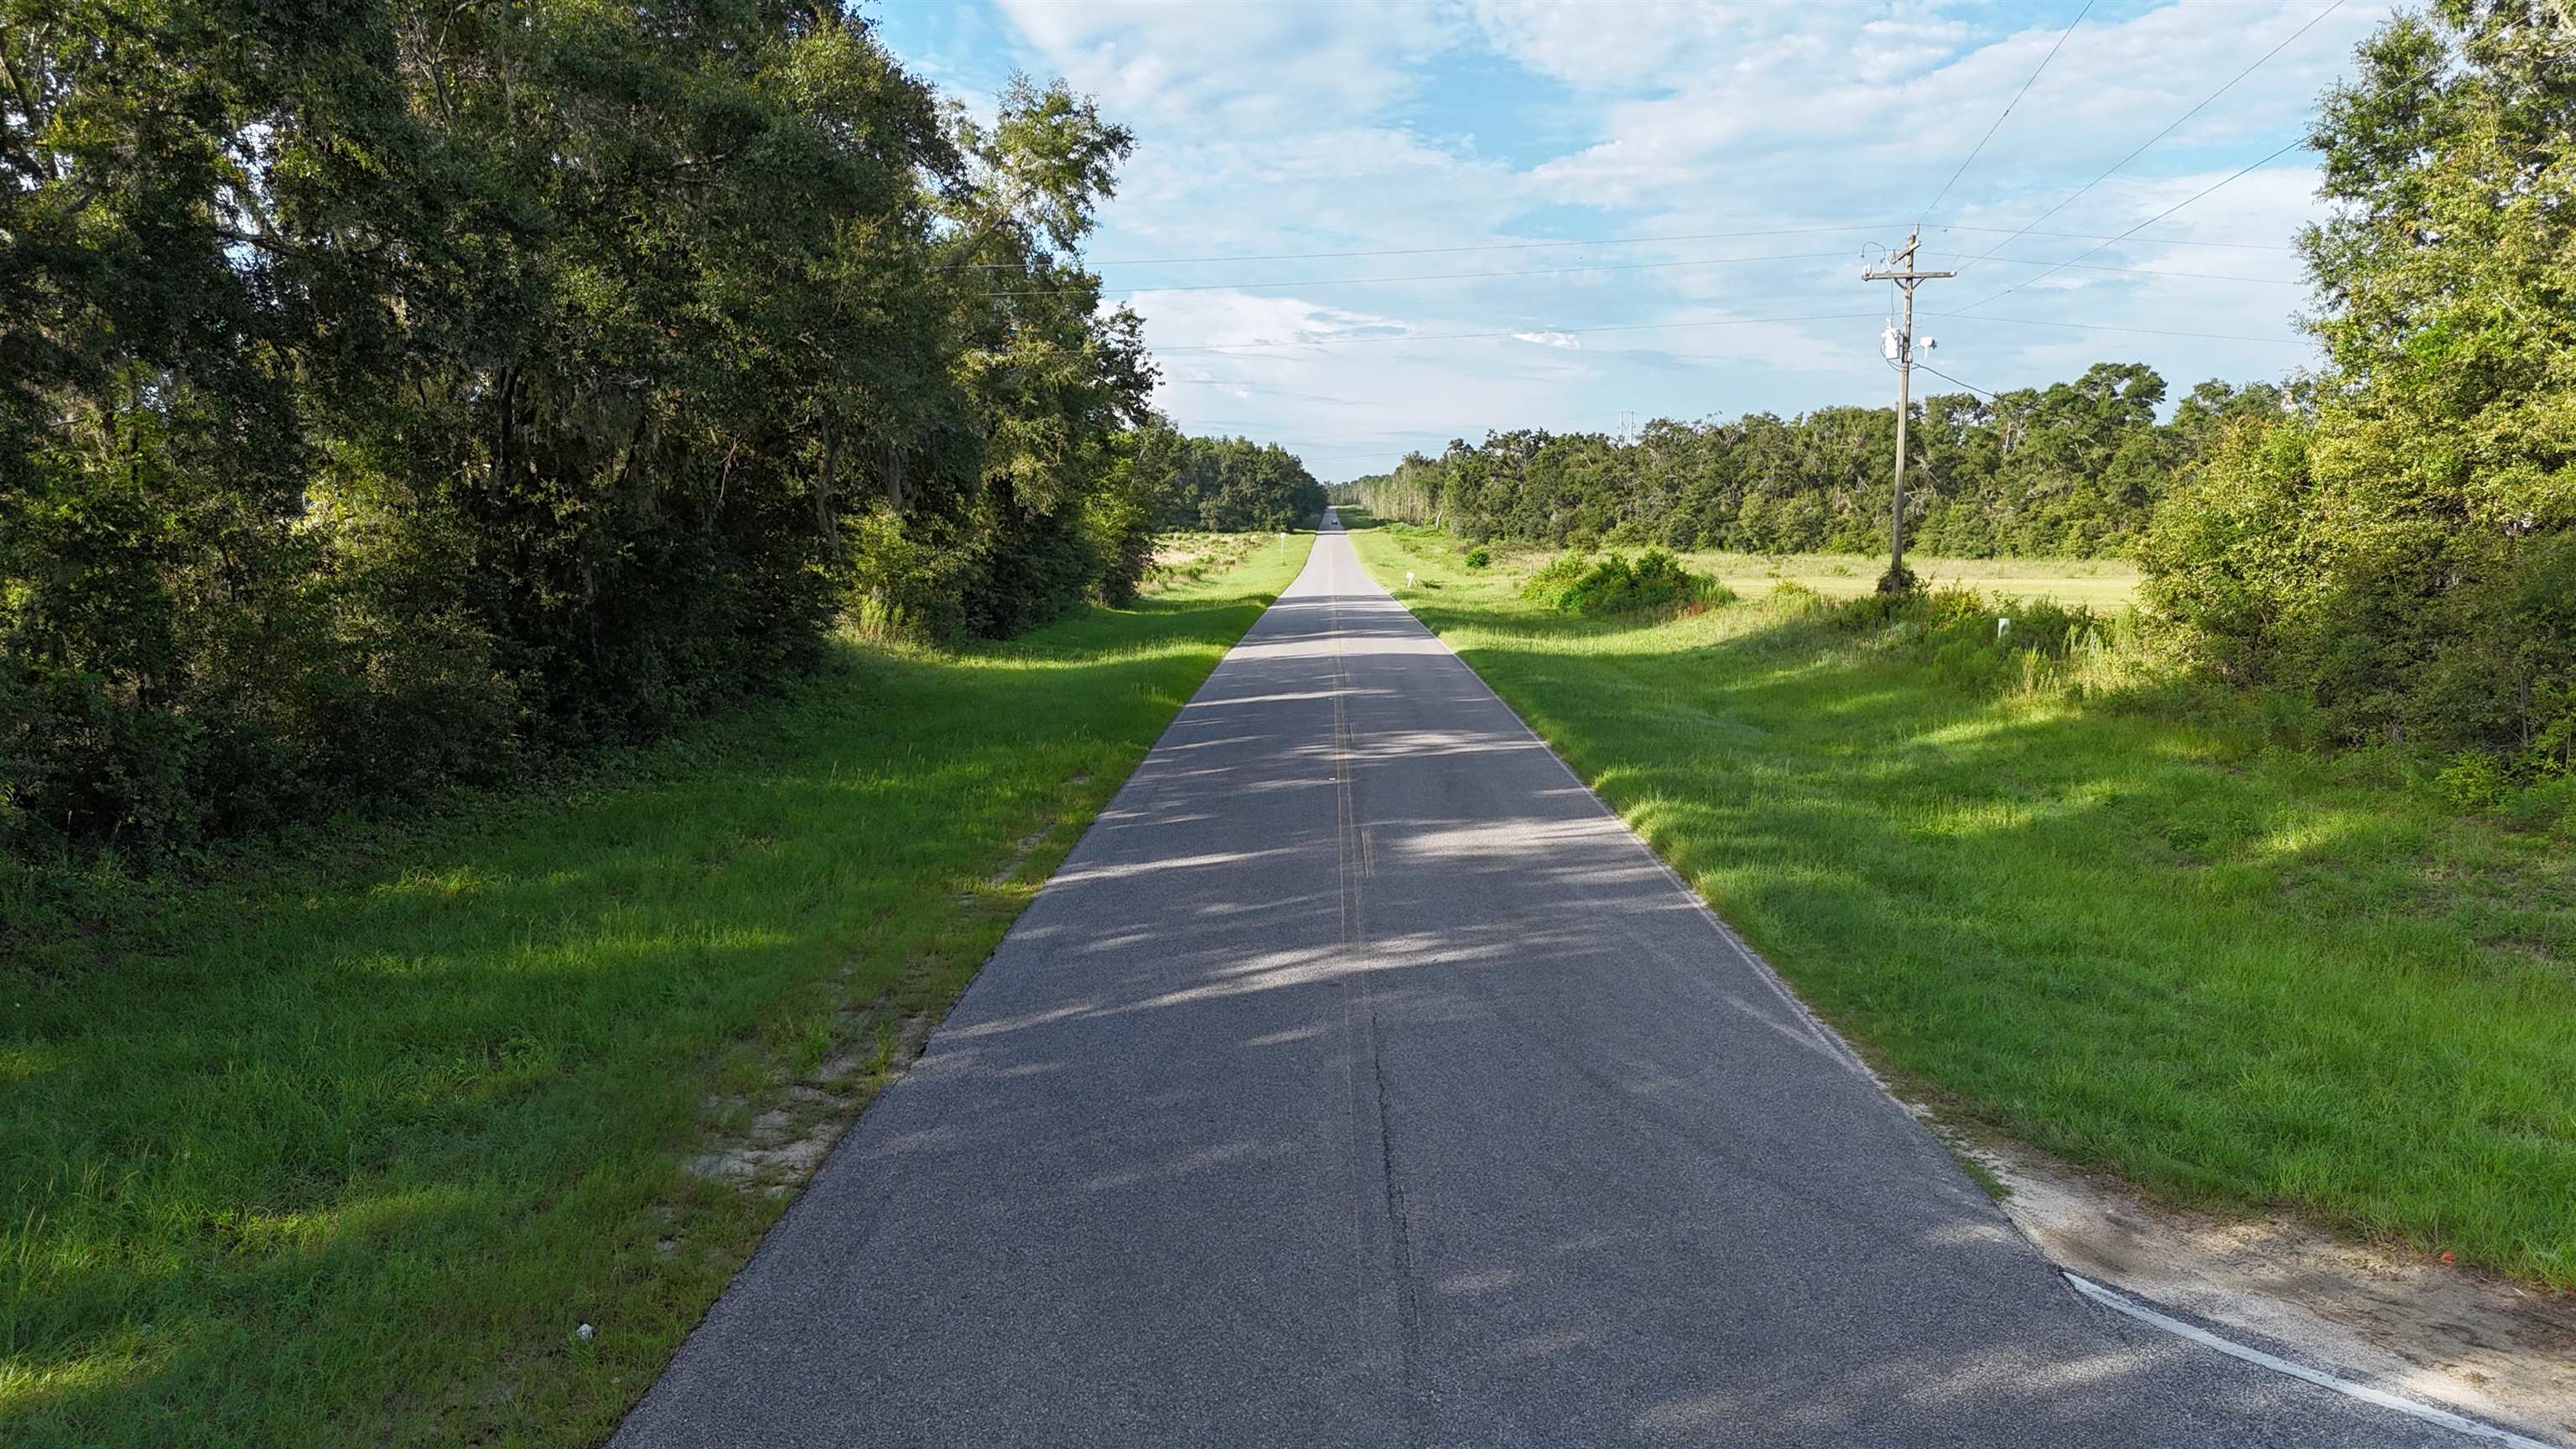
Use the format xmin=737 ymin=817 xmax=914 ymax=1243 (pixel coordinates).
xmin=0 ymin=531 xmax=1314 ymax=1448
xmin=1346 ymin=515 xmax=2576 ymax=1291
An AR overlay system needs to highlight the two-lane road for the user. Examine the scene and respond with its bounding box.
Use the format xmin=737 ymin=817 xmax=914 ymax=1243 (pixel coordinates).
xmin=615 ymin=512 xmax=2468 ymax=1446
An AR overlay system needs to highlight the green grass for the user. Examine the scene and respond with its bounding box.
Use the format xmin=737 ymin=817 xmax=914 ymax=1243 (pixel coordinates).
xmin=1347 ymin=513 xmax=2576 ymax=1291
xmin=0 ymin=531 xmax=1314 ymax=1447
xmin=1437 ymin=532 xmax=2140 ymax=608
xmin=1681 ymin=548 xmax=2138 ymax=609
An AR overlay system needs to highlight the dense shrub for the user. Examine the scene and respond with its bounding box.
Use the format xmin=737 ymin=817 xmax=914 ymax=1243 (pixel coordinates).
xmin=2143 ymin=409 xmax=2576 ymax=773
xmin=1524 ymin=550 xmax=1727 ymax=616
xmin=2138 ymin=4 xmax=2576 ymax=779
xmin=1462 ymin=545 xmax=1491 ymax=569
xmin=1519 ymin=553 xmax=1595 ymax=607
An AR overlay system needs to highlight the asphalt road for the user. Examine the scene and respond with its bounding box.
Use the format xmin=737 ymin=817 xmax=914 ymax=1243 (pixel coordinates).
xmin=614 ymin=512 xmax=2474 ymax=1447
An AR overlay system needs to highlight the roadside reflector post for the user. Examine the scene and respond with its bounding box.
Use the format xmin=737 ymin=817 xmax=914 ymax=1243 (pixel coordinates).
xmin=1405 ymin=570 xmax=1415 ymax=590
xmin=1997 ymin=616 xmax=2012 ymax=639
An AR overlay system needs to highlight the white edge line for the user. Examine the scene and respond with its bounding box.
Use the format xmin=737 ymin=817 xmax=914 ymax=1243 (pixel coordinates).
xmin=2062 ymin=1272 xmax=2563 ymax=1449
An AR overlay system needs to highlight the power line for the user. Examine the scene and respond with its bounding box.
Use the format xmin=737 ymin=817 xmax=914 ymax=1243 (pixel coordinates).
xmin=1920 ymin=0 xmax=2098 ymax=224
xmin=987 ymin=247 xmax=2296 ymax=303
xmin=1920 ymin=307 xmax=2307 ymax=345
xmin=1946 ymin=0 xmax=2347 ymax=273
xmin=1151 ymin=311 xmax=1883 ymax=353
xmin=946 ymin=223 xmax=1898 ymax=270
xmin=952 ymin=221 xmax=2296 ymax=274
xmin=1916 ymin=363 xmax=1998 ymax=397
xmin=1152 ymin=306 xmax=2309 ymax=355
xmin=1923 ymin=252 xmax=2300 ymax=285
xmin=987 ymin=248 xmax=1860 ymax=299
xmin=1950 ymin=135 xmax=2312 ymax=313
xmin=1934 ymin=223 xmax=2290 ymax=252
xmin=948 ymin=219 xmax=2298 ymax=274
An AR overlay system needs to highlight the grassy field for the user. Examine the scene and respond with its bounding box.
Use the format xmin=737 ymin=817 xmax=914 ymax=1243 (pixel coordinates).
xmin=1445 ymin=538 xmax=2141 ymax=609
xmin=1685 ymin=549 xmax=2139 ymax=608
xmin=0 ymin=532 xmax=1313 ymax=1447
xmin=1347 ymin=515 xmax=2576 ymax=1291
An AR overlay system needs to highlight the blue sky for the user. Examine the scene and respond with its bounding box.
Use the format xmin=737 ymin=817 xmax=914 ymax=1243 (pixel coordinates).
xmin=871 ymin=0 xmax=2391 ymax=480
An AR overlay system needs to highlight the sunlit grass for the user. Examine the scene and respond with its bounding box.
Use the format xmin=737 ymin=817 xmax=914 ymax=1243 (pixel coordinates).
xmin=1684 ymin=548 xmax=2138 ymax=608
xmin=1349 ymin=513 xmax=2576 ymax=1291
xmin=1439 ymin=532 xmax=2140 ymax=608
xmin=0 ymin=532 xmax=1315 ymax=1448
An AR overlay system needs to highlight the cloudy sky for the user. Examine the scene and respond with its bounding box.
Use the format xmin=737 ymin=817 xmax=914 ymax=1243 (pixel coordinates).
xmin=872 ymin=0 xmax=2389 ymax=480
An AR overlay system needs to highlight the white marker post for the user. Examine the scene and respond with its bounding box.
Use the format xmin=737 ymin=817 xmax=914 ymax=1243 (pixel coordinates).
xmin=1405 ymin=570 xmax=1415 ymax=591
xmin=1997 ymin=616 xmax=2012 ymax=639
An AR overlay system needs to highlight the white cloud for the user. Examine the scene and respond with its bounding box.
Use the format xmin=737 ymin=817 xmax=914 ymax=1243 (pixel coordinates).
xmin=989 ymin=0 xmax=1458 ymax=127
xmin=911 ymin=0 xmax=2393 ymax=475
xmin=1464 ymin=0 xmax=1872 ymax=91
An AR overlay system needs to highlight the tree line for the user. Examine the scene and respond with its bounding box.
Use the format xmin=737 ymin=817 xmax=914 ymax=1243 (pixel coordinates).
xmin=1155 ymin=433 xmax=1327 ymax=533
xmin=1342 ymin=364 xmax=2283 ymax=560
xmin=0 ymin=3 xmax=1315 ymax=859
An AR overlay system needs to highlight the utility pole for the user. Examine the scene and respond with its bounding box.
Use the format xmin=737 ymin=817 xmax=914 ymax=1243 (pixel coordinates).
xmin=1862 ymin=229 xmax=1952 ymax=593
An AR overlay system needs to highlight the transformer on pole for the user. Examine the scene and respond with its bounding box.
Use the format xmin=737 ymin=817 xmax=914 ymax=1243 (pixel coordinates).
xmin=1862 ymin=230 xmax=1954 ymax=594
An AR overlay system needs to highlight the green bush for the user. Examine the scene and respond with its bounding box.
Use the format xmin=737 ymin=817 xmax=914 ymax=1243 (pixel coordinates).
xmin=1767 ymin=579 xmax=1827 ymax=613
xmin=1462 ymin=545 xmax=1491 ymax=569
xmin=1519 ymin=553 xmax=1592 ymax=605
xmin=2436 ymin=752 xmax=2510 ymax=812
xmin=2504 ymin=776 xmax=2576 ymax=835
xmin=2135 ymin=7 xmax=2576 ymax=782
xmin=1826 ymin=587 xmax=2120 ymax=698
xmin=2142 ymin=420 xmax=2576 ymax=775
xmin=1522 ymin=549 xmax=1726 ymax=616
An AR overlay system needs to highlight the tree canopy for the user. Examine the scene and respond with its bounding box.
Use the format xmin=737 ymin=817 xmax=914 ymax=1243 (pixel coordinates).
xmin=2141 ymin=0 xmax=2576 ymax=766
xmin=0 ymin=3 xmax=1307 ymax=856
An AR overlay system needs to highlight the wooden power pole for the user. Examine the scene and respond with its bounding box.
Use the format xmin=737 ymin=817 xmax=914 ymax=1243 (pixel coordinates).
xmin=1862 ymin=230 xmax=1952 ymax=593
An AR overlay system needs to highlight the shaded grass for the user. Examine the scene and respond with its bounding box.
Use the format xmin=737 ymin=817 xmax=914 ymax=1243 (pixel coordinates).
xmin=1348 ymin=513 xmax=2576 ymax=1292
xmin=0 ymin=531 xmax=1315 ymax=1447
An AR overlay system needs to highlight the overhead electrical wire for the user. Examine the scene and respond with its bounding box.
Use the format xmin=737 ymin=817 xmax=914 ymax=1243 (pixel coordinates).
xmin=987 ymin=248 xmax=2296 ymax=302
xmin=1019 ymin=9 xmax=2334 ymax=396
xmin=947 ymin=222 xmax=2294 ymax=274
xmin=944 ymin=223 xmax=1894 ymax=269
xmin=1925 ymin=254 xmax=2298 ymax=285
xmin=1945 ymin=0 xmax=2348 ymax=273
xmin=986 ymin=248 xmax=1861 ymax=299
xmin=1153 ymin=307 xmax=2306 ymax=355
xmin=1016 ymin=33 xmax=2342 ymax=488
xmin=1948 ymin=135 xmax=2313 ymax=313
xmin=1152 ymin=311 xmax=1883 ymax=353
xmin=1935 ymin=223 xmax=2288 ymax=251
xmin=1920 ymin=307 xmax=2300 ymax=345
xmin=1919 ymin=0 xmax=2098 ymax=224
xmin=1915 ymin=363 xmax=1999 ymax=398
